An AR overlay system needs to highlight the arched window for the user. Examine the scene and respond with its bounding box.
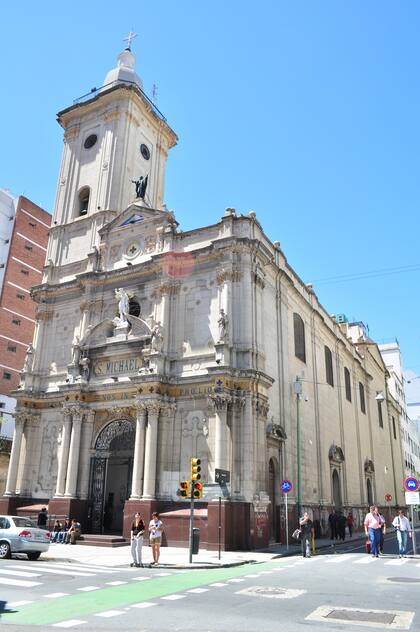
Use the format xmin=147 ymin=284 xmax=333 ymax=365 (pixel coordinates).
xmin=128 ymin=298 xmax=141 ymax=317
xmin=366 ymin=478 xmax=373 ymax=506
xmin=78 ymin=187 xmax=90 ymax=216
xmin=293 ymin=313 xmax=306 ymax=363
xmin=359 ymin=382 xmax=366 ymax=414
xmin=332 ymin=469 xmax=342 ymax=508
xmin=344 ymin=367 xmax=351 ymax=402
xmin=325 ymin=346 xmax=334 ymax=386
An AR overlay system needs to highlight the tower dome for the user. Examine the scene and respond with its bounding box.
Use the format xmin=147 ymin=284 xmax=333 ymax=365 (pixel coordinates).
xmin=103 ymin=46 xmax=143 ymax=90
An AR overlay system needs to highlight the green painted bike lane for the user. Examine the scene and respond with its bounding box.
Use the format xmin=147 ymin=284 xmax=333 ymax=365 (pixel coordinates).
xmin=2 ymin=560 xmax=279 ymax=626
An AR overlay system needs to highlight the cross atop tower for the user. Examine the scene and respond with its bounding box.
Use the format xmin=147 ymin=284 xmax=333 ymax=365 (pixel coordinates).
xmin=123 ymin=30 xmax=137 ymax=50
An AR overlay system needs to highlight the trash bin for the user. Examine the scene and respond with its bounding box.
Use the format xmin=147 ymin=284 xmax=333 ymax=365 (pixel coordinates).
xmin=192 ymin=528 xmax=200 ymax=554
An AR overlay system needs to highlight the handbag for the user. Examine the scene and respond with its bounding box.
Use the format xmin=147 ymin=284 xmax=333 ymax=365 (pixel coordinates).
xmin=292 ymin=528 xmax=301 ymax=540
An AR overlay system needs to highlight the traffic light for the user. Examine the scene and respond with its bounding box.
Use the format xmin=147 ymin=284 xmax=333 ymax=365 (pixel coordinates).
xmin=193 ymin=481 xmax=203 ymax=499
xmin=179 ymin=480 xmax=190 ymax=498
xmin=191 ymin=458 xmax=201 ymax=481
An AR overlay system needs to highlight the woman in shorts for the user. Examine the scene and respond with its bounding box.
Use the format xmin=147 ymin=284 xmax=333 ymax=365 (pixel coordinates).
xmin=148 ymin=512 xmax=163 ymax=566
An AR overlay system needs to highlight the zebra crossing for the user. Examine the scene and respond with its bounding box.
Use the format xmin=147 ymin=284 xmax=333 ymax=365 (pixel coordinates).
xmin=1 ymin=553 xmax=417 ymax=592
xmin=0 ymin=561 xmax=128 ymax=588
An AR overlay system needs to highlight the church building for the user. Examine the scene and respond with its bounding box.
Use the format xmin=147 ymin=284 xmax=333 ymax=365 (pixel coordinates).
xmin=1 ymin=42 xmax=405 ymax=549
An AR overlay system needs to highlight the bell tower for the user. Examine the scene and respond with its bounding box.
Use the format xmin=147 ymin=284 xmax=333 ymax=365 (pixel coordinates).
xmin=48 ymin=36 xmax=177 ymax=268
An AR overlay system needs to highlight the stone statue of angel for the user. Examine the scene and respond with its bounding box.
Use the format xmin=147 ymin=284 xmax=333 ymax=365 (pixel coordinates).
xmin=115 ymin=288 xmax=131 ymax=324
xmin=151 ymin=321 xmax=164 ymax=352
xmin=218 ymin=309 xmax=228 ymax=342
xmin=23 ymin=344 xmax=34 ymax=373
xmin=79 ymin=355 xmax=90 ymax=380
xmin=71 ymin=335 xmax=81 ymax=366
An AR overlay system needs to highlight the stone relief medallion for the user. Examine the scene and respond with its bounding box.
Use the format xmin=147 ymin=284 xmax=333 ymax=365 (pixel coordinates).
xmin=125 ymin=240 xmax=142 ymax=259
xmin=182 ymin=412 xmax=207 ymax=438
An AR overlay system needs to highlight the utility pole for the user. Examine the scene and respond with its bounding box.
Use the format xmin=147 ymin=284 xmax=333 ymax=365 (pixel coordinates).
xmin=294 ymin=376 xmax=302 ymax=519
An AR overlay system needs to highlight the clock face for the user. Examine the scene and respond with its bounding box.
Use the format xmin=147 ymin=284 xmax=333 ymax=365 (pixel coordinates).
xmin=140 ymin=143 xmax=151 ymax=160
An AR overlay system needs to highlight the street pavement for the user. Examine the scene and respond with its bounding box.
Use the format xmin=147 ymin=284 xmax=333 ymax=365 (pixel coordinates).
xmin=0 ymin=533 xmax=418 ymax=631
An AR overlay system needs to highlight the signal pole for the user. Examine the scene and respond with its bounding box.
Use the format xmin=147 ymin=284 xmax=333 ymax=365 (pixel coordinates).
xmin=189 ymin=458 xmax=201 ymax=563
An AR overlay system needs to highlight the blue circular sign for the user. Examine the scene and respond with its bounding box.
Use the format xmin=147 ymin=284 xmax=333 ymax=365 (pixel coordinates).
xmin=404 ymin=477 xmax=419 ymax=492
xmin=281 ymin=480 xmax=293 ymax=494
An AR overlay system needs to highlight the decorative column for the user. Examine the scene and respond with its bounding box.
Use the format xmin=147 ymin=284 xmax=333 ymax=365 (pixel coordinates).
xmin=64 ymin=407 xmax=83 ymax=498
xmin=142 ymin=401 xmax=160 ymax=500
xmin=4 ymin=414 xmax=25 ymax=496
xmin=77 ymin=409 xmax=95 ymax=499
xmin=130 ymin=400 xmax=147 ymax=499
xmin=209 ymin=394 xmax=231 ymax=478
xmin=54 ymin=408 xmax=72 ymax=497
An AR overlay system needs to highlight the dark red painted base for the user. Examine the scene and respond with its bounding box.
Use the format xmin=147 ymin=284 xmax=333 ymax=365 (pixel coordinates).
xmin=48 ymin=498 xmax=89 ymax=530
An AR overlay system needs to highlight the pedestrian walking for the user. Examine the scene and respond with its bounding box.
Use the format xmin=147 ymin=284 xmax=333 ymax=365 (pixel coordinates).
xmin=337 ymin=512 xmax=346 ymax=541
xmin=37 ymin=507 xmax=48 ymax=529
xmin=392 ymin=509 xmax=412 ymax=558
xmin=299 ymin=512 xmax=314 ymax=558
xmin=346 ymin=513 xmax=354 ymax=538
xmin=328 ymin=510 xmax=337 ymax=541
xmin=149 ymin=512 xmax=164 ymax=566
xmin=364 ymin=505 xmax=384 ymax=558
xmin=379 ymin=511 xmax=386 ymax=554
xmin=130 ymin=512 xmax=145 ymax=567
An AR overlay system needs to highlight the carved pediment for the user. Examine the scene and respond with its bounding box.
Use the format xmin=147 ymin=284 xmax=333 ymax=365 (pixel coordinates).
xmin=80 ymin=315 xmax=152 ymax=348
xmin=99 ymin=202 xmax=176 ymax=237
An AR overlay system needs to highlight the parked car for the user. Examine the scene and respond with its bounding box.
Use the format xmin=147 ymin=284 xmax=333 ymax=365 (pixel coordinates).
xmin=0 ymin=515 xmax=50 ymax=560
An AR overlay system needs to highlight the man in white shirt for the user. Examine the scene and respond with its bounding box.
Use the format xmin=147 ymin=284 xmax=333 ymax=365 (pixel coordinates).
xmin=392 ymin=509 xmax=412 ymax=557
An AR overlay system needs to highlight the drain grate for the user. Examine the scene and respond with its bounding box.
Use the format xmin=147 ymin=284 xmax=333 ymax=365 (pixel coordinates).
xmin=326 ymin=609 xmax=395 ymax=624
xmin=387 ymin=577 xmax=420 ymax=583
xmin=306 ymin=605 xmax=415 ymax=629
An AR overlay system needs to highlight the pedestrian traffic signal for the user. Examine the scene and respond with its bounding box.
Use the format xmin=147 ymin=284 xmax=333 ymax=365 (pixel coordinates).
xmin=193 ymin=481 xmax=203 ymax=499
xmin=179 ymin=481 xmax=190 ymax=498
xmin=191 ymin=458 xmax=201 ymax=481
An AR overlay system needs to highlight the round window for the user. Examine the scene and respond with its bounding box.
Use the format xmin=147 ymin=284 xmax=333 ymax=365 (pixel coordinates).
xmin=140 ymin=143 xmax=151 ymax=160
xmin=84 ymin=134 xmax=98 ymax=149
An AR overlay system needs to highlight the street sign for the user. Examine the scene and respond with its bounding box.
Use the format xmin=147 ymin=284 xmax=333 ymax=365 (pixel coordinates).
xmin=404 ymin=477 xmax=419 ymax=492
xmin=385 ymin=493 xmax=392 ymax=502
xmin=405 ymin=491 xmax=420 ymax=505
xmin=281 ymin=480 xmax=293 ymax=494
xmin=215 ymin=468 xmax=230 ymax=484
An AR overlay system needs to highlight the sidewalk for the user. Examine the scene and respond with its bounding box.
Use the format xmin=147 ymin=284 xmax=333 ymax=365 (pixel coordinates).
xmin=41 ymin=531 xmax=369 ymax=569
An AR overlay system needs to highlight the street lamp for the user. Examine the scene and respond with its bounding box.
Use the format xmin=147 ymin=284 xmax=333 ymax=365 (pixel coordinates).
xmin=293 ymin=376 xmax=302 ymax=519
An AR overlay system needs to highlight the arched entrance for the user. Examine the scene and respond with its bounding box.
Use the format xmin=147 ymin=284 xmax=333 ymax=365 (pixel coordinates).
xmin=89 ymin=418 xmax=135 ymax=534
xmin=332 ymin=469 xmax=342 ymax=509
xmin=268 ymin=458 xmax=278 ymax=541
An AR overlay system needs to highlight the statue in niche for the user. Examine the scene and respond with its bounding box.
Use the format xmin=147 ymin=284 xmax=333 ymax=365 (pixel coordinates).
xmin=23 ymin=344 xmax=34 ymax=373
xmin=71 ymin=335 xmax=81 ymax=366
xmin=131 ymin=174 xmax=148 ymax=199
xmin=151 ymin=321 xmax=164 ymax=352
xmin=218 ymin=309 xmax=228 ymax=342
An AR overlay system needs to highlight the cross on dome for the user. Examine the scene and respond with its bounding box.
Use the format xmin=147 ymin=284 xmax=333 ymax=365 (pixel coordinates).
xmin=124 ymin=30 xmax=137 ymax=51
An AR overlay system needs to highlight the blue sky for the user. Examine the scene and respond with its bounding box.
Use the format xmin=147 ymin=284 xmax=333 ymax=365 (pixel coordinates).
xmin=1 ymin=1 xmax=419 ymax=374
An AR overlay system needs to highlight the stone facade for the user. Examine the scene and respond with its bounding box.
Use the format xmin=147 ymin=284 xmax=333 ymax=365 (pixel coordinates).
xmin=0 ymin=47 xmax=405 ymax=549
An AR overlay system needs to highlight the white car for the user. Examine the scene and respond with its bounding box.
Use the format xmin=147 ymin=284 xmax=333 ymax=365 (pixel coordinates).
xmin=0 ymin=515 xmax=50 ymax=560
